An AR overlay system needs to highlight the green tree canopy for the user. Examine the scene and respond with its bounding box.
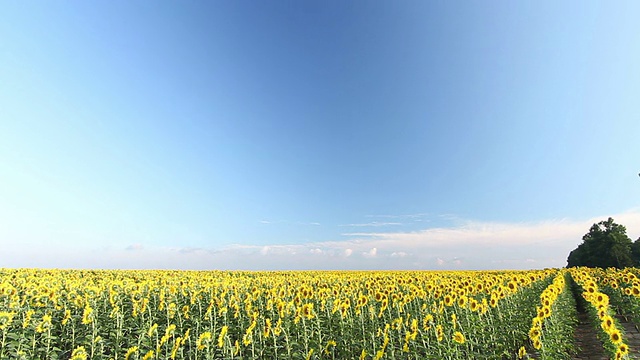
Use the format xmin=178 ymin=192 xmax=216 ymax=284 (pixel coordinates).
xmin=567 ymin=217 xmax=638 ymax=269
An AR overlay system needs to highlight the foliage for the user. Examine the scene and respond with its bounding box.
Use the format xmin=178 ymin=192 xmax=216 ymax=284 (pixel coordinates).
xmin=567 ymin=218 xmax=636 ymax=269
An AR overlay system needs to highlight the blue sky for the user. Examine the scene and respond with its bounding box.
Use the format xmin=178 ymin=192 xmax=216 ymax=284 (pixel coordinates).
xmin=1 ymin=1 xmax=639 ymax=270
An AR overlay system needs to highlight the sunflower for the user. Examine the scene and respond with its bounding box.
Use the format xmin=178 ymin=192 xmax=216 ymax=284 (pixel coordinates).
xmin=457 ymin=295 xmax=468 ymax=308
xmin=82 ymin=305 xmax=93 ymax=325
xmin=124 ymin=346 xmax=138 ymax=360
xmin=528 ymin=326 xmax=541 ymax=340
xmin=301 ymin=303 xmax=315 ymax=320
xmin=61 ymin=309 xmax=71 ymax=326
xmin=410 ymin=318 xmax=418 ymax=335
xmin=360 ymin=349 xmax=367 ymax=360
xmin=490 ymin=296 xmax=498 ymax=308
xmin=423 ymin=314 xmax=434 ymax=330
xmin=531 ymin=316 xmax=544 ymax=328
xmin=453 ymin=331 xmax=465 ymax=344
xmin=518 ymin=346 xmax=527 ymax=359
xmin=609 ymin=329 xmax=623 ymax=344
xmin=443 ymin=295 xmax=454 ymax=307
xmin=436 ymin=325 xmax=444 ymax=342
xmin=532 ymin=338 xmax=542 ymax=350
xmin=469 ymin=298 xmax=479 ymax=312
xmin=22 ymin=309 xmax=35 ymax=329
xmin=197 ymin=332 xmax=212 ymax=350
xmin=597 ymin=308 xmax=607 ymax=320
xmin=218 ymin=325 xmax=228 ymax=348
xmin=618 ymin=343 xmax=629 ymax=355
xmin=35 ymin=314 xmax=52 ymax=333
xmin=264 ymin=318 xmax=272 ymax=337
xmin=601 ymin=316 xmax=614 ymax=332
xmin=480 ymin=298 xmax=489 ymax=314
xmin=594 ymin=292 xmax=608 ymax=306
xmin=340 ymin=303 xmax=350 ymax=317
xmin=323 ymin=340 xmax=337 ymax=355
xmin=147 ymin=323 xmax=158 ymax=337
xmin=273 ymin=318 xmax=283 ymax=336
xmin=70 ymin=346 xmax=88 ymax=360
xmin=0 ymin=311 xmax=15 ymax=331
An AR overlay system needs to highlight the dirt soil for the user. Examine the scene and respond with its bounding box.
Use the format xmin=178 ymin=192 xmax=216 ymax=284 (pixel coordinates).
xmin=572 ymin=312 xmax=609 ymax=360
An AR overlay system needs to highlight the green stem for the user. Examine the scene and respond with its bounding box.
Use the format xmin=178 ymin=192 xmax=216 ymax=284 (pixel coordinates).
xmin=1 ymin=330 xmax=6 ymax=358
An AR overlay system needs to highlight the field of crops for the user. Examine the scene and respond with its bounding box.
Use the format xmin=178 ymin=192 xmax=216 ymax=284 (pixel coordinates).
xmin=0 ymin=267 xmax=638 ymax=359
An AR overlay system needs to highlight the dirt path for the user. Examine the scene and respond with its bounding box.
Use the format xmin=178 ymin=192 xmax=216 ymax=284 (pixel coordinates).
xmin=571 ymin=312 xmax=609 ymax=360
xmin=568 ymin=274 xmax=610 ymax=360
xmin=615 ymin=314 xmax=640 ymax=359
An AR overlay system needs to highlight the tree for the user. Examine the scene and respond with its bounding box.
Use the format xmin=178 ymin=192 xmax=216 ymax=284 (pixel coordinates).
xmin=632 ymin=237 xmax=640 ymax=261
xmin=566 ymin=217 xmax=636 ymax=268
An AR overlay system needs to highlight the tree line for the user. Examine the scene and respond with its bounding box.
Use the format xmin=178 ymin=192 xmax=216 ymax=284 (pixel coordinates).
xmin=567 ymin=217 xmax=640 ymax=269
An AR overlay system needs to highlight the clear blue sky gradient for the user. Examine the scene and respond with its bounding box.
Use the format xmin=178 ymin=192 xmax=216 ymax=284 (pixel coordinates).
xmin=1 ymin=2 xmax=639 ymax=268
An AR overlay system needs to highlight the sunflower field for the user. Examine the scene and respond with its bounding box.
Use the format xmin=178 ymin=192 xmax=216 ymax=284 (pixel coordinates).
xmin=0 ymin=267 xmax=637 ymax=359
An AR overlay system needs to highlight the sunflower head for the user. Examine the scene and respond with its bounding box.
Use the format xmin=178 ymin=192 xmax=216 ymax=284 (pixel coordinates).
xmin=518 ymin=346 xmax=527 ymax=359
xmin=618 ymin=343 xmax=629 ymax=355
xmin=444 ymin=295 xmax=454 ymax=307
xmin=533 ymin=338 xmax=542 ymax=350
xmin=609 ymin=329 xmax=623 ymax=344
xmin=0 ymin=312 xmax=15 ymax=331
xmin=453 ymin=331 xmax=465 ymax=344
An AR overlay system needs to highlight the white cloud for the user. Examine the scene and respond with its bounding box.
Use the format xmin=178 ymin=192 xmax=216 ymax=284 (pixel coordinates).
xmin=390 ymin=252 xmax=408 ymax=258
xmin=363 ymin=248 xmax=377 ymax=258
xmin=341 ymin=211 xmax=640 ymax=252
xmin=2 ymin=210 xmax=639 ymax=270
